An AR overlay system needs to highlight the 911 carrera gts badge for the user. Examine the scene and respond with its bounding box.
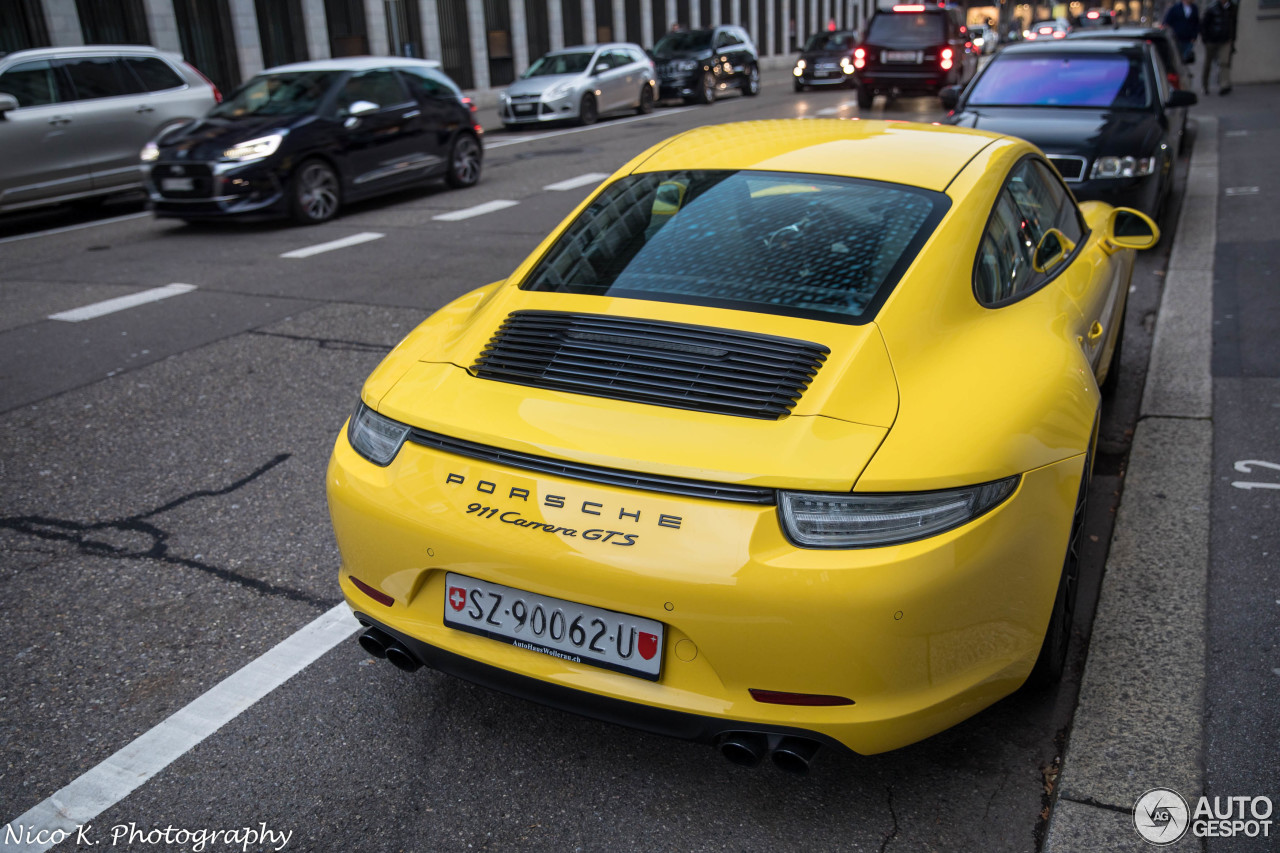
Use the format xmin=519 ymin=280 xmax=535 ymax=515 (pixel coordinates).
xmin=465 ymin=502 xmax=638 ymax=546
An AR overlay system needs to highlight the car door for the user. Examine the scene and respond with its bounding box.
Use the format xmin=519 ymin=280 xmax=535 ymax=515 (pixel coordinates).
xmin=56 ymin=54 xmax=158 ymax=193
xmin=332 ymin=68 xmax=431 ymax=192
xmin=395 ymin=65 xmax=466 ymax=175
xmin=0 ymin=58 xmax=92 ymax=209
xmin=591 ymin=50 xmax=630 ymax=112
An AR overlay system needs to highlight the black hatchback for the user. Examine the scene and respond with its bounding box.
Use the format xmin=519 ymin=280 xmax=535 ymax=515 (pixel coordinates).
xmin=143 ymin=57 xmax=482 ymax=224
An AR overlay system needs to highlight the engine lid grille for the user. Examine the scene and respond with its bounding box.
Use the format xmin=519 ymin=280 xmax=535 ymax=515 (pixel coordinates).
xmin=471 ymin=311 xmax=829 ymax=420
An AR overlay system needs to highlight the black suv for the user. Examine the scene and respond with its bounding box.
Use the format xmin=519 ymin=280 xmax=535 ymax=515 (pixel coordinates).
xmin=653 ymin=26 xmax=760 ymax=104
xmin=852 ymin=4 xmax=977 ymax=108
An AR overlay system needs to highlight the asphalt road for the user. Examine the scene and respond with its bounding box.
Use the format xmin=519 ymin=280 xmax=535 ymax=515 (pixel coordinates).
xmin=0 ymin=73 xmax=1190 ymax=853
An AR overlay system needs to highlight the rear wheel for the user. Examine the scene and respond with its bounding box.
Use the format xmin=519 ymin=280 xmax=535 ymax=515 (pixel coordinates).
xmin=289 ymin=158 xmax=340 ymax=225
xmin=636 ymin=84 xmax=654 ymax=114
xmin=856 ymin=85 xmax=874 ymax=110
xmin=445 ymin=133 xmax=481 ymax=189
xmin=578 ymin=93 xmax=598 ymax=125
xmin=743 ymin=64 xmax=760 ymax=96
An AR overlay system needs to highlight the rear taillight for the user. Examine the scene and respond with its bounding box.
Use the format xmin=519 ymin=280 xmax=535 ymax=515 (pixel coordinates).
xmin=461 ymin=95 xmax=483 ymax=134
xmin=1168 ymin=71 xmax=1181 ymax=88
xmin=1052 ymin=30 xmax=1066 ymax=39
xmin=184 ymin=61 xmax=222 ymax=103
xmin=854 ymin=46 xmax=866 ymax=69
xmin=940 ymin=46 xmax=954 ymax=70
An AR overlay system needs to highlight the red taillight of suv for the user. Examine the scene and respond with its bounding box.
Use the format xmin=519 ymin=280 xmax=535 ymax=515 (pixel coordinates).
xmin=184 ymin=62 xmax=222 ymax=103
xmin=854 ymin=46 xmax=866 ymax=69
xmin=940 ymin=47 xmax=954 ymax=70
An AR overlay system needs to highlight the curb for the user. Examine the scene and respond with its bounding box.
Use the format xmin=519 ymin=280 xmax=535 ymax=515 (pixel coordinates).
xmin=1043 ymin=118 xmax=1220 ymax=851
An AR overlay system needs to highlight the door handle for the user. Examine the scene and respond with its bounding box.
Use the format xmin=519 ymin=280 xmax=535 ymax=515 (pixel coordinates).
xmin=136 ymin=104 xmax=155 ymax=113
xmin=401 ymin=109 xmax=421 ymax=119
xmin=48 ymin=115 xmax=72 ymax=126
xmin=1088 ymin=322 xmax=1105 ymax=341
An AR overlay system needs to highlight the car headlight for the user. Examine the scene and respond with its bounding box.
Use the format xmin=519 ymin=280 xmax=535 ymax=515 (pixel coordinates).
xmin=778 ymin=476 xmax=1019 ymax=548
xmin=347 ymin=402 xmax=410 ymax=466
xmin=222 ymin=133 xmax=284 ymax=162
xmin=1090 ymin=156 xmax=1156 ymax=179
xmin=674 ymin=59 xmax=699 ymax=72
xmin=141 ymin=141 xmax=160 ymax=162
xmin=841 ymin=58 xmax=854 ymax=73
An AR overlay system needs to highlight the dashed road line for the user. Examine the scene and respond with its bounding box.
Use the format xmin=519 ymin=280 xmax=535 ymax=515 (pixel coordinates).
xmin=543 ymin=173 xmax=610 ymax=192
xmin=0 ymin=604 xmax=359 ymax=853
xmin=816 ymin=104 xmax=853 ymax=115
xmin=48 ymin=283 xmax=197 ymax=323
xmin=432 ymin=200 xmax=519 ymax=221
xmin=280 ymin=231 xmax=385 ymax=258
xmin=484 ymin=106 xmax=697 ymax=149
xmin=0 ymin=212 xmax=151 ymax=245
xmin=1224 ymin=186 xmax=1260 ymax=196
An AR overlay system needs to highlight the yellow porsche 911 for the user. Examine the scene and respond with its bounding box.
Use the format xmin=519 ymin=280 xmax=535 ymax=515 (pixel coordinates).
xmin=327 ymin=120 xmax=1158 ymax=772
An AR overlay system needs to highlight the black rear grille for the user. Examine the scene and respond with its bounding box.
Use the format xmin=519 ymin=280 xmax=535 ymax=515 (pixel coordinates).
xmin=472 ymin=311 xmax=828 ymax=420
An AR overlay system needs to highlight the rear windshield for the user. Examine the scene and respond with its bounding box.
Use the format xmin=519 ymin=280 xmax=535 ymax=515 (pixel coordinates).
xmin=520 ymin=170 xmax=948 ymax=324
xmin=524 ymin=52 xmax=594 ymax=77
xmin=866 ymin=13 xmax=946 ymax=47
xmin=803 ymin=31 xmax=857 ymax=51
xmin=967 ymin=55 xmax=1151 ymax=108
xmin=212 ymin=71 xmax=338 ymax=117
xmin=654 ymin=30 xmax=714 ymax=55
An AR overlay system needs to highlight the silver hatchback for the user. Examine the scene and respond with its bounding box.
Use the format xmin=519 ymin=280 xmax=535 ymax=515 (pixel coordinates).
xmin=0 ymin=45 xmax=218 ymax=213
xmin=498 ymin=43 xmax=656 ymax=127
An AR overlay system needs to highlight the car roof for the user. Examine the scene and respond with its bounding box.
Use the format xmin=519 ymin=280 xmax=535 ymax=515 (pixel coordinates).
xmin=263 ymin=56 xmax=442 ymax=73
xmin=1066 ymin=26 xmax=1165 ymax=39
xmin=1001 ymin=39 xmax=1148 ymax=56
xmin=630 ymin=119 xmax=1005 ymax=192
xmin=1 ymin=44 xmax=173 ymax=61
xmin=547 ymin=43 xmax=643 ymax=54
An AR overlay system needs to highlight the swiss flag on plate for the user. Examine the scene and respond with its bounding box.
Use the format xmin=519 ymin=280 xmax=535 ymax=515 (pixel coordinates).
xmin=638 ymin=631 xmax=658 ymax=661
xmin=448 ymin=587 xmax=467 ymax=611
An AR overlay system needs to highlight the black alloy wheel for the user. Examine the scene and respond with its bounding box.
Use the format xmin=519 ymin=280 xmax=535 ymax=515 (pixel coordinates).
xmin=445 ymin=133 xmax=482 ymax=189
xmin=744 ymin=64 xmax=760 ymax=96
xmin=636 ymin=84 xmax=655 ymax=114
xmin=578 ymin=93 xmax=598 ymax=125
xmin=290 ymin=158 xmax=340 ymax=225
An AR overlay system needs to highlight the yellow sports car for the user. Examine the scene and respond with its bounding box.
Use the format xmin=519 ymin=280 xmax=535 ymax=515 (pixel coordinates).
xmin=327 ymin=120 xmax=1158 ymax=771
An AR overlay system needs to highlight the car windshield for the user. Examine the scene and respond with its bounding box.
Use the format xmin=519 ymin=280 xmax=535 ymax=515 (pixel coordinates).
xmin=866 ymin=13 xmax=946 ymax=46
xmin=966 ymin=55 xmax=1150 ymax=107
xmin=803 ymin=31 xmax=857 ymax=51
xmin=523 ymin=52 xmax=594 ymax=77
xmin=521 ymin=170 xmax=948 ymax=324
xmin=211 ymin=71 xmax=338 ymax=117
xmin=654 ymin=31 xmax=714 ymax=55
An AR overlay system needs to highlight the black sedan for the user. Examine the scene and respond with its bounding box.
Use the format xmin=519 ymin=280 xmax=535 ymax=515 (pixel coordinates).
xmin=942 ymin=40 xmax=1195 ymax=217
xmin=143 ymin=57 xmax=483 ymax=224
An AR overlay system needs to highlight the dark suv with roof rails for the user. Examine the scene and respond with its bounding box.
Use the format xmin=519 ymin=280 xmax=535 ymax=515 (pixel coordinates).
xmin=851 ymin=3 xmax=977 ymax=109
xmin=653 ymin=25 xmax=760 ymax=104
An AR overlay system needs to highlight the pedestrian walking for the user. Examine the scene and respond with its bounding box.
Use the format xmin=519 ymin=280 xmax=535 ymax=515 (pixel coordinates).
xmin=1201 ymin=0 xmax=1237 ymax=94
xmin=1162 ymin=0 xmax=1200 ymax=64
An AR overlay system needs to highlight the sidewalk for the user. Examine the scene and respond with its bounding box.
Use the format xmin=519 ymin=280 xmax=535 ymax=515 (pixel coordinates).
xmin=1044 ymin=82 xmax=1280 ymax=851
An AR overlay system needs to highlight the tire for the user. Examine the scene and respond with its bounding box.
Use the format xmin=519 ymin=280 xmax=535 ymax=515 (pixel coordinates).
xmin=1026 ymin=441 xmax=1092 ymax=687
xmin=1099 ymin=317 xmax=1125 ymax=397
xmin=636 ymin=84 xmax=654 ymax=115
xmin=578 ymin=93 xmax=598 ymax=125
xmin=695 ymin=70 xmax=716 ymax=104
xmin=445 ymin=133 xmax=482 ymax=189
xmin=743 ymin=64 xmax=760 ymax=96
xmin=793 ymin=79 xmax=806 ymax=92
xmin=856 ymin=85 xmax=874 ymax=110
xmin=289 ymin=158 xmax=340 ymax=225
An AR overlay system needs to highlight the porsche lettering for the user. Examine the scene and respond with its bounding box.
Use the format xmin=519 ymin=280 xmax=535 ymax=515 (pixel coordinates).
xmin=445 ymin=472 xmax=682 ymax=529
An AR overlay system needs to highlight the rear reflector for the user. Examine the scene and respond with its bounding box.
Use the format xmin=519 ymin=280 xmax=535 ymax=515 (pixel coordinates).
xmin=749 ymin=689 xmax=855 ymax=706
xmin=350 ymin=575 xmax=394 ymax=607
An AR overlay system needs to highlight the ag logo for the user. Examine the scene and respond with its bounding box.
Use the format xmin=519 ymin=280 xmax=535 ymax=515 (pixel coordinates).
xmin=1134 ymin=788 xmax=1190 ymax=845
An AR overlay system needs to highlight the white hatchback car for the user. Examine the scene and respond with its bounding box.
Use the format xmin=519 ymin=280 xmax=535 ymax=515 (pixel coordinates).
xmin=0 ymin=45 xmax=219 ymax=213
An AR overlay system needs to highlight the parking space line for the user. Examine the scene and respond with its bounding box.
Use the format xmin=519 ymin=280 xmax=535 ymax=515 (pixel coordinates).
xmin=280 ymin=232 xmax=385 ymax=259
xmin=543 ymin=173 xmax=610 ymax=192
xmin=0 ymin=212 xmax=151 ymax=246
xmin=0 ymin=604 xmax=358 ymax=853
xmin=48 ymin=283 xmax=197 ymax=323
xmin=433 ymin=200 xmax=519 ymax=221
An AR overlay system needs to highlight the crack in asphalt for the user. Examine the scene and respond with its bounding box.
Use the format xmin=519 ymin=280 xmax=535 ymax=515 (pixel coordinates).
xmin=248 ymin=330 xmax=391 ymax=354
xmin=1060 ymin=795 xmax=1134 ymax=816
xmin=0 ymin=454 xmax=337 ymax=609
xmin=878 ymin=786 xmax=899 ymax=853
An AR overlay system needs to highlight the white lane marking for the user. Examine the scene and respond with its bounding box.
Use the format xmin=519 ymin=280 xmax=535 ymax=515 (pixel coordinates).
xmin=48 ymin=283 xmax=197 ymax=323
xmin=1225 ymin=130 xmax=1250 ymax=137
xmin=484 ymin=106 xmax=697 ymax=149
xmin=543 ymin=173 xmax=610 ymax=192
xmin=0 ymin=604 xmax=359 ymax=853
xmin=432 ymin=199 xmax=519 ymax=221
xmin=816 ymin=104 xmax=853 ymax=115
xmin=1225 ymin=186 xmax=1260 ymax=196
xmin=0 ymin=212 xmax=151 ymax=246
xmin=280 ymin=231 xmax=385 ymax=259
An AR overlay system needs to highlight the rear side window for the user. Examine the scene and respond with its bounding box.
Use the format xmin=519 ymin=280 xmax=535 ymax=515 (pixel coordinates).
xmin=123 ymin=56 xmax=185 ymax=92
xmin=867 ymin=13 xmax=946 ymax=46
xmin=334 ymin=69 xmax=411 ymax=112
xmin=399 ymin=66 xmax=461 ymax=99
xmin=0 ymin=59 xmax=66 ymax=107
xmin=60 ymin=56 xmax=145 ymax=99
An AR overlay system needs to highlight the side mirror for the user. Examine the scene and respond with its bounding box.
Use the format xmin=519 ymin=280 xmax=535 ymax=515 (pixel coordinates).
xmin=0 ymin=93 xmax=19 ymax=115
xmin=1106 ymin=207 xmax=1160 ymax=250
xmin=1032 ymin=228 xmax=1075 ymax=273
xmin=939 ymin=85 xmax=962 ymax=110
xmin=1166 ymin=89 xmax=1197 ymax=108
xmin=348 ymin=99 xmax=379 ymax=116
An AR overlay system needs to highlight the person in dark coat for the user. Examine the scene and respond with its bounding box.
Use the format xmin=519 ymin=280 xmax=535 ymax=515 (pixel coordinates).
xmin=1162 ymin=0 xmax=1201 ymax=63
xmin=1201 ymin=0 xmax=1237 ymax=94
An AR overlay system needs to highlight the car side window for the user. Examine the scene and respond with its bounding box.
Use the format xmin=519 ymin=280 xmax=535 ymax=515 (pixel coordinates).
xmin=0 ymin=59 xmax=66 ymax=107
xmin=123 ymin=56 xmax=185 ymax=92
xmin=1006 ymin=158 xmax=1084 ymax=249
xmin=607 ymin=50 xmax=633 ymax=69
xmin=59 ymin=56 xmax=146 ymax=99
xmin=398 ymin=66 xmax=447 ymax=98
xmin=715 ymin=31 xmax=735 ymax=49
xmin=335 ymin=69 xmax=410 ymax=113
xmin=975 ymin=191 xmax=1035 ymax=304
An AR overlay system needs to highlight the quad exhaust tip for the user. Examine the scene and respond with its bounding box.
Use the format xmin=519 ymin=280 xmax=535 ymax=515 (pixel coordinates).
xmin=718 ymin=732 xmax=821 ymax=774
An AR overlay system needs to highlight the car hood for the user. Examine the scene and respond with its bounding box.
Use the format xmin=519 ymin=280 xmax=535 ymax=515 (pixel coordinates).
xmin=948 ymin=107 xmax=1159 ymax=155
xmin=366 ymin=286 xmax=899 ymax=492
xmin=157 ymin=114 xmax=309 ymax=159
xmin=506 ymin=74 xmax=584 ymax=97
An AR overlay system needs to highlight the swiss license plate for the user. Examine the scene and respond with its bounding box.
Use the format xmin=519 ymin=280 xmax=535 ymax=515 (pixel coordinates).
xmin=813 ymin=70 xmax=830 ymax=77
xmin=514 ymin=105 xmax=535 ymax=115
xmin=444 ymin=573 xmax=665 ymax=680
xmin=161 ymin=177 xmax=194 ymax=192
xmin=884 ymin=50 xmax=919 ymax=63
